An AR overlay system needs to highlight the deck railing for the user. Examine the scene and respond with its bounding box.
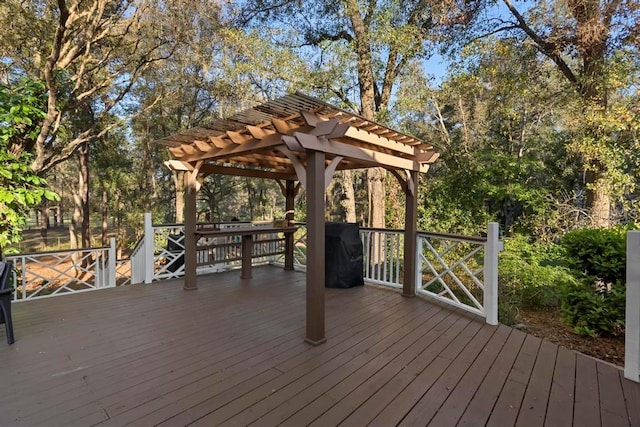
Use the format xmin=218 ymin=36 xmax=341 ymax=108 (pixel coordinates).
xmin=5 ymin=238 xmax=117 ymax=301
xmin=626 ymin=230 xmax=640 ymax=382
xmin=131 ymin=213 xmax=285 ymax=284
xmin=417 ymin=223 xmax=500 ymax=324
xmin=360 ymin=228 xmax=404 ymax=288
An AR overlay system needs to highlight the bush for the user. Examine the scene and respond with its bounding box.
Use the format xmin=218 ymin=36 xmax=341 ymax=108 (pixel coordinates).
xmin=557 ymin=225 xmax=633 ymax=337
xmin=560 ymin=226 xmax=628 ymax=283
xmin=559 ymin=279 xmax=625 ymax=337
xmin=498 ymin=235 xmax=575 ymax=324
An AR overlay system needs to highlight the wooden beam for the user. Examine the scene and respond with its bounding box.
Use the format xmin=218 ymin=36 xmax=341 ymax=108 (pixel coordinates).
xmin=210 ymin=136 xmax=231 ymax=149
xmin=291 ymin=132 xmax=430 ymax=173
xmin=226 ymin=130 xmax=253 ymax=144
xmin=272 ymin=118 xmax=299 ymax=134
xmin=305 ymin=150 xmax=326 ymax=345
xmin=344 ymin=126 xmax=414 ymax=156
xmin=415 ymin=150 xmax=440 ymax=163
xmin=246 ymin=125 xmax=275 ymax=140
xmin=181 ymin=133 xmax=284 ymax=162
xmin=193 ymin=140 xmax=213 ymax=152
xmin=324 ymin=156 xmax=343 ymax=190
xmin=164 ymin=160 xmax=193 ymax=172
xmin=278 ymin=147 xmax=307 ymax=188
xmin=200 ymin=164 xmax=296 ymax=180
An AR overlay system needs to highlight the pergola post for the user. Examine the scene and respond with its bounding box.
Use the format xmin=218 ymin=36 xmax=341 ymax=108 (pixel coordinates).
xmin=305 ymin=150 xmax=326 ymax=345
xmin=284 ymin=180 xmax=296 ymax=271
xmin=403 ymin=170 xmax=418 ymax=297
xmin=183 ymin=171 xmax=198 ymax=291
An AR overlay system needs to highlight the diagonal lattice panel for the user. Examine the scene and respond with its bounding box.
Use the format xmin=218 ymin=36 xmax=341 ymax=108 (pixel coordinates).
xmin=418 ymin=235 xmax=486 ymax=315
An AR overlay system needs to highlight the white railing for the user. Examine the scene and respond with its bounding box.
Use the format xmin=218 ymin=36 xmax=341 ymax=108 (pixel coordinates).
xmin=417 ymin=223 xmax=500 ymax=324
xmin=5 ymin=238 xmax=117 ymax=301
xmin=625 ymin=230 xmax=640 ymax=382
xmin=360 ymin=228 xmax=404 ymax=288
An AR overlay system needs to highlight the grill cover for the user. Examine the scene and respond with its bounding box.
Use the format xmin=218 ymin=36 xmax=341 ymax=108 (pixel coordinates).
xmin=325 ymin=222 xmax=364 ymax=288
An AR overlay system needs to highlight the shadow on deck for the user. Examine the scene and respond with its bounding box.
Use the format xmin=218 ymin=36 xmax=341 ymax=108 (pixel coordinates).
xmin=1 ymin=266 xmax=639 ymax=426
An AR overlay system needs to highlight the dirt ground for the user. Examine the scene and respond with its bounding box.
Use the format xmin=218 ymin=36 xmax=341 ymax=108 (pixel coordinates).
xmin=516 ymin=309 xmax=625 ymax=367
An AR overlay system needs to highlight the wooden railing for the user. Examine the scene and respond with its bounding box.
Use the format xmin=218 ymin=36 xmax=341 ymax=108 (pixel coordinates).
xmin=131 ymin=213 xmax=286 ymax=284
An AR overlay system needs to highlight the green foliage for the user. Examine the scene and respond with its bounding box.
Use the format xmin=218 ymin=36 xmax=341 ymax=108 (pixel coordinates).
xmin=560 ymin=226 xmax=629 ymax=283
xmin=557 ymin=226 xmax=633 ymax=337
xmin=0 ymin=150 xmax=58 ymax=252
xmin=559 ymin=279 xmax=626 ymax=337
xmin=0 ymin=78 xmax=58 ymax=253
xmin=498 ymin=235 xmax=576 ymax=325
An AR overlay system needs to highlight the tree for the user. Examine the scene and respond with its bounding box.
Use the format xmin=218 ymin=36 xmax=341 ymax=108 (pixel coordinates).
xmin=396 ymin=37 xmax=584 ymax=237
xmin=0 ymin=79 xmax=58 ymax=255
xmin=238 ymin=0 xmax=484 ymax=228
xmin=499 ymin=0 xmax=640 ymax=226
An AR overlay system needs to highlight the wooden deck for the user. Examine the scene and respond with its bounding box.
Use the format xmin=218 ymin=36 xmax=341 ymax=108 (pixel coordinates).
xmin=1 ymin=266 xmax=639 ymax=426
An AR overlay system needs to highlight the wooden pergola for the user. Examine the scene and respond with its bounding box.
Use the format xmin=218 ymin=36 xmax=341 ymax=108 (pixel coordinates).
xmin=158 ymin=93 xmax=439 ymax=345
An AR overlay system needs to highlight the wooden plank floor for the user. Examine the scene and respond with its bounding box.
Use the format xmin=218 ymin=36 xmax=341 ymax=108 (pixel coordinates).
xmin=1 ymin=266 xmax=639 ymax=426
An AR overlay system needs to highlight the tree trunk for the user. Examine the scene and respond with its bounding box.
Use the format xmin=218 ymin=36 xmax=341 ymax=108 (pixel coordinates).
xmin=341 ymin=170 xmax=357 ymax=223
xmin=367 ymin=168 xmax=386 ymax=228
xmin=70 ymin=167 xmax=82 ymax=275
xmin=79 ymin=143 xmax=91 ymax=248
xmin=173 ymin=171 xmax=185 ymax=223
xmin=101 ymin=186 xmax=108 ymax=246
xmin=39 ymin=200 xmax=49 ymax=249
xmin=586 ymin=169 xmax=611 ymax=227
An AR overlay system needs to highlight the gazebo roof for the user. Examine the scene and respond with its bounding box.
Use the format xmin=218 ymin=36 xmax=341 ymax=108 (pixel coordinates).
xmin=159 ymin=92 xmax=439 ymax=181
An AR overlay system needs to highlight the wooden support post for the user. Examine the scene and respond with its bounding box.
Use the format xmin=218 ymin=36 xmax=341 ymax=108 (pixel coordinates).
xmin=183 ymin=171 xmax=198 ymax=291
xmin=241 ymin=234 xmax=253 ymax=279
xmin=625 ymin=231 xmax=640 ymax=382
xmin=403 ymin=170 xmax=418 ymax=297
xmin=284 ymin=180 xmax=296 ymax=271
xmin=305 ymin=150 xmax=326 ymax=345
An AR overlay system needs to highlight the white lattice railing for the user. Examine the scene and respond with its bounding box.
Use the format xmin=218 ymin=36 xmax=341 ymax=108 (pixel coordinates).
xmin=360 ymin=228 xmax=404 ymax=288
xmin=417 ymin=223 xmax=500 ymax=323
xmin=5 ymin=238 xmax=117 ymax=301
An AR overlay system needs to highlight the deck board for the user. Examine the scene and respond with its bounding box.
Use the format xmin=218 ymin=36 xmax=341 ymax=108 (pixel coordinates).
xmin=1 ymin=266 xmax=638 ymax=426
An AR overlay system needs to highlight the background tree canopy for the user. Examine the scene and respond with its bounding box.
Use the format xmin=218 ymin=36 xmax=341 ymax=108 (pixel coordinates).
xmin=0 ymin=0 xmax=637 ymax=252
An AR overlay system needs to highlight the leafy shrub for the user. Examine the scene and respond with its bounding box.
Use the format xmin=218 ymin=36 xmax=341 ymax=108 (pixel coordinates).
xmin=559 ymin=279 xmax=625 ymax=337
xmin=498 ymin=235 xmax=576 ymax=324
xmin=560 ymin=226 xmax=628 ymax=283
xmin=557 ymin=225 xmax=634 ymax=337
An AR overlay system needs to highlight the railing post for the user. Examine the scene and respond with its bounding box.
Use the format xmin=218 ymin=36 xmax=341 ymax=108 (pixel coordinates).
xmin=108 ymin=237 xmax=116 ymax=287
xmin=483 ymin=222 xmax=499 ymax=325
xmin=625 ymin=231 xmax=640 ymax=382
xmin=144 ymin=212 xmax=154 ymax=284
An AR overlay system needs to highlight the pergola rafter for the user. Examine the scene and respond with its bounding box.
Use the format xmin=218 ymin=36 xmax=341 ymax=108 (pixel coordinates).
xmin=158 ymin=92 xmax=438 ymax=345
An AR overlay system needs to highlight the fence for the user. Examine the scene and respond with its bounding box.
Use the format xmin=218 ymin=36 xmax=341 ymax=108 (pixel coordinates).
xmin=5 ymin=238 xmax=116 ymax=301
xmin=626 ymin=231 xmax=640 ymax=382
xmin=417 ymin=223 xmax=500 ymax=324
xmin=360 ymin=228 xmax=404 ymax=288
xmin=131 ymin=213 xmax=285 ymax=284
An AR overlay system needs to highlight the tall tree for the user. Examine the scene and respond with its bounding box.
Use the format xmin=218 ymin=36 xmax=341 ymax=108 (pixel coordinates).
xmin=499 ymin=0 xmax=640 ymax=226
xmin=239 ymin=0 xmax=483 ymax=227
